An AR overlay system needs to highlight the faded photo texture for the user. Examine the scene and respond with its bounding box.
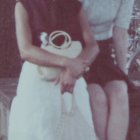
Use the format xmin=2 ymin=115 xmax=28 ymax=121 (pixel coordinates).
xmin=0 ymin=0 xmax=140 ymax=140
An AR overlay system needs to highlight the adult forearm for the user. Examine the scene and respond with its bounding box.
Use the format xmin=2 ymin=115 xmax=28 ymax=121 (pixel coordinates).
xmin=78 ymin=8 xmax=100 ymax=67
xmin=113 ymin=27 xmax=129 ymax=74
xmin=20 ymin=44 xmax=68 ymax=68
xmin=78 ymin=42 xmax=99 ymax=66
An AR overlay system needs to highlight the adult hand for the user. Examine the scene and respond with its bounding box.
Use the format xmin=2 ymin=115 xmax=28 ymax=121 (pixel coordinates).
xmin=65 ymin=57 xmax=90 ymax=79
xmin=55 ymin=69 xmax=77 ymax=94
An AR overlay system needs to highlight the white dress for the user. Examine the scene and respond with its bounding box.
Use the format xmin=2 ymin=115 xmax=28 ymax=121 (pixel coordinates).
xmin=8 ymin=61 xmax=97 ymax=140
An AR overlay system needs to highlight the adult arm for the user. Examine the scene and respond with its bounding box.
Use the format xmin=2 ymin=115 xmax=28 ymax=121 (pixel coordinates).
xmin=15 ymin=2 xmax=69 ymax=68
xmin=62 ymin=7 xmax=99 ymax=78
xmin=15 ymin=2 xmax=90 ymax=93
xmin=113 ymin=27 xmax=129 ymax=74
xmin=15 ymin=2 xmax=89 ymax=73
xmin=78 ymin=8 xmax=99 ymax=66
xmin=113 ymin=0 xmax=134 ymax=74
xmin=59 ymin=8 xmax=99 ymax=93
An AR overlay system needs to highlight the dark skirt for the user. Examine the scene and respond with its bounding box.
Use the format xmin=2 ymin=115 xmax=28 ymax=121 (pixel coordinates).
xmin=84 ymin=38 xmax=139 ymax=92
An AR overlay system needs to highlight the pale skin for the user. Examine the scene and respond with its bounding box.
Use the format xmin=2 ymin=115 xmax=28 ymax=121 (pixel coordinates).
xmin=88 ymin=27 xmax=129 ymax=140
xmin=15 ymin=2 xmax=99 ymax=94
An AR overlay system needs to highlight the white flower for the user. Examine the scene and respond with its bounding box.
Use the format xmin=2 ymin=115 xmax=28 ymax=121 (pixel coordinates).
xmin=40 ymin=32 xmax=48 ymax=46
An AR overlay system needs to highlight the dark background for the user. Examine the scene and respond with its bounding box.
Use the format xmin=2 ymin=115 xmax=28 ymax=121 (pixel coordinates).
xmin=0 ymin=0 xmax=21 ymax=78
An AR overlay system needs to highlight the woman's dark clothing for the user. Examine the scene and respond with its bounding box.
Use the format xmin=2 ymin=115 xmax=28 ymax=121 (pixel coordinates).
xmin=84 ymin=38 xmax=139 ymax=92
xmin=84 ymin=38 xmax=123 ymax=85
xmin=16 ymin=0 xmax=83 ymax=46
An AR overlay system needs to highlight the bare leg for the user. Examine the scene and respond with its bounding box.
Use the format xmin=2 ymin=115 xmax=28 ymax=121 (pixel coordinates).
xmin=104 ymin=80 xmax=129 ymax=140
xmin=87 ymin=84 xmax=108 ymax=140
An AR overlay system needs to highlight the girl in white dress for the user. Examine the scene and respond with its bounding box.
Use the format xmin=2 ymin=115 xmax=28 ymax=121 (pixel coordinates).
xmin=8 ymin=0 xmax=99 ymax=140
